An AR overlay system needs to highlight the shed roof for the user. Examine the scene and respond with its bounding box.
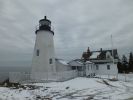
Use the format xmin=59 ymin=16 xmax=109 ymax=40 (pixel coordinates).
xmin=68 ymin=60 xmax=83 ymax=66
xmin=55 ymin=59 xmax=68 ymax=65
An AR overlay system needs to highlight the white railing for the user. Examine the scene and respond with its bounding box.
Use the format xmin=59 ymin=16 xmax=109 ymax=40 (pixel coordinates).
xmin=35 ymin=25 xmax=54 ymax=32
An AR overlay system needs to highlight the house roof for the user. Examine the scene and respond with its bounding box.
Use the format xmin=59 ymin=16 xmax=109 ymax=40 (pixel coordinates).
xmin=68 ymin=59 xmax=83 ymax=66
xmin=90 ymin=49 xmax=118 ymax=60
xmin=89 ymin=49 xmax=118 ymax=64
xmin=90 ymin=59 xmax=118 ymax=64
xmin=90 ymin=52 xmax=100 ymax=59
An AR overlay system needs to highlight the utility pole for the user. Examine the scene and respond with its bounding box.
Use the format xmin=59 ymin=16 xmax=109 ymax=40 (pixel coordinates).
xmin=111 ymin=35 xmax=115 ymax=64
xmin=111 ymin=35 xmax=117 ymax=79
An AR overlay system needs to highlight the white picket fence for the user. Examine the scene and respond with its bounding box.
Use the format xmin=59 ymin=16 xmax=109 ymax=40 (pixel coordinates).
xmin=56 ymin=70 xmax=78 ymax=81
xmin=6 ymin=71 xmax=133 ymax=83
xmin=117 ymin=74 xmax=133 ymax=82
xmin=95 ymin=74 xmax=133 ymax=82
xmin=9 ymin=70 xmax=78 ymax=83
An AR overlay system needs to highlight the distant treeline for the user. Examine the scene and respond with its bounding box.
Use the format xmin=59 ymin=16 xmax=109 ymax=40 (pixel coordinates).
xmin=118 ymin=52 xmax=133 ymax=73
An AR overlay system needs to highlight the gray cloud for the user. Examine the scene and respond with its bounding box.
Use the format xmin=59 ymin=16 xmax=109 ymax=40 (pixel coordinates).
xmin=0 ymin=0 xmax=133 ymax=66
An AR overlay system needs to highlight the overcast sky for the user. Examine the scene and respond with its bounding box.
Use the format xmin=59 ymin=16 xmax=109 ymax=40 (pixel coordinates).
xmin=0 ymin=0 xmax=133 ymax=66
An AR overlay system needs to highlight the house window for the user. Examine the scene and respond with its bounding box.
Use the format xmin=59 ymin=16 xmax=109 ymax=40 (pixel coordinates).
xmin=49 ymin=58 xmax=52 ymax=64
xmin=36 ymin=49 xmax=39 ymax=56
xmin=72 ymin=66 xmax=76 ymax=70
xmin=107 ymin=65 xmax=110 ymax=70
xmin=96 ymin=65 xmax=99 ymax=70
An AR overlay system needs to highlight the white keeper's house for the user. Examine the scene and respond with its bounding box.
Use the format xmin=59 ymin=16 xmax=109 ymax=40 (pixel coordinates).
xmin=88 ymin=48 xmax=118 ymax=76
xmin=68 ymin=48 xmax=119 ymax=77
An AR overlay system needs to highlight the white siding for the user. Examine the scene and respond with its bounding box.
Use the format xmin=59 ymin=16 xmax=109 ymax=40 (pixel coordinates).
xmin=95 ymin=63 xmax=118 ymax=75
xmin=55 ymin=60 xmax=71 ymax=72
xmin=85 ymin=63 xmax=95 ymax=76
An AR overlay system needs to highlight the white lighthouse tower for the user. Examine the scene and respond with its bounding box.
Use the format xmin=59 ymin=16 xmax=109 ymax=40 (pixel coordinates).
xmin=31 ymin=16 xmax=56 ymax=81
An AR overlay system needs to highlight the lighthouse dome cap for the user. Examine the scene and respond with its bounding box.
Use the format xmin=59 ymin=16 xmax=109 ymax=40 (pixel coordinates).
xmin=39 ymin=16 xmax=51 ymax=23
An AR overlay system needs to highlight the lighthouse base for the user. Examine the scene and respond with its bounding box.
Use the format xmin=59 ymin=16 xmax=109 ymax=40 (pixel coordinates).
xmin=30 ymin=72 xmax=57 ymax=82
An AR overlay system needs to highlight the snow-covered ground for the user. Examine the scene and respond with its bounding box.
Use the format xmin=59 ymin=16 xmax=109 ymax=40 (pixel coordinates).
xmin=0 ymin=75 xmax=133 ymax=100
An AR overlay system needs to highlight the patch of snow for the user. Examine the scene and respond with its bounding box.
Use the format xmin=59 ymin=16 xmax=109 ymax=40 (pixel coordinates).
xmin=90 ymin=52 xmax=100 ymax=59
xmin=86 ymin=61 xmax=93 ymax=64
xmin=76 ymin=61 xmax=83 ymax=65
xmin=0 ymin=75 xmax=133 ymax=100
xmin=58 ymin=59 xmax=68 ymax=65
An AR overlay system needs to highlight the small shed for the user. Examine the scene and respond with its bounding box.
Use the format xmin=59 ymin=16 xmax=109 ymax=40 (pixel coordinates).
xmin=55 ymin=59 xmax=71 ymax=72
xmin=68 ymin=59 xmax=84 ymax=76
xmin=68 ymin=60 xmax=83 ymax=71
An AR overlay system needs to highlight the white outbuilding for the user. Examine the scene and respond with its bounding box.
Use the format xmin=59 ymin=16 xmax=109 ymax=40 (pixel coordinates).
xmin=68 ymin=59 xmax=84 ymax=76
xmin=68 ymin=59 xmax=83 ymax=71
xmin=55 ymin=59 xmax=71 ymax=72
